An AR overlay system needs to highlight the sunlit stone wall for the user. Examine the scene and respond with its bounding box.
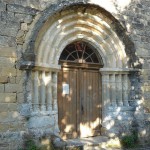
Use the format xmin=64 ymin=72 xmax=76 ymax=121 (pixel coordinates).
xmin=0 ymin=0 xmax=150 ymax=149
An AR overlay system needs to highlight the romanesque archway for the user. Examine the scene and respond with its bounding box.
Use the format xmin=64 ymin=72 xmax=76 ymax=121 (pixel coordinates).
xmin=20 ymin=4 xmax=138 ymax=138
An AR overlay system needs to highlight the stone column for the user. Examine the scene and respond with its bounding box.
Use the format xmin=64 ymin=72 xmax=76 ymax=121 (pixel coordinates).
xmin=116 ymin=74 xmax=123 ymax=106
xmin=110 ymin=74 xmax=117 ymax=107
xmin=41 ymin=71 xmax=46 ymax=111
xmin=33 ymin=71 xmax=39 ymax=112
xmin=52 ymin=72 xmax=60 ymax=133
xmin=102 ymin=73 xmax=110 ymax=108
xmin=52 ymin=72 xmax=58 ymax=111
xmin=123 ymin=74 xmax=129 ymax=106
xmin=46 ymin=72 xmax=53 ymax=111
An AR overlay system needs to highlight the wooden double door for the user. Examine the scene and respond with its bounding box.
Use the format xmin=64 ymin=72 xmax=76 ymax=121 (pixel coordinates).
xmin=58 ymin=65 xmax=101 ymax=139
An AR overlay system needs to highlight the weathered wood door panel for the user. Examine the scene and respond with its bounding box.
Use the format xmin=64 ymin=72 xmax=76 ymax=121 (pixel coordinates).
xmin=79 ymin=69 xmax=101 ymax=138
xmin=58 ymin=67 xmax=101 ymax=139
xmin=58 ymin=68 xmax=78 ymax=139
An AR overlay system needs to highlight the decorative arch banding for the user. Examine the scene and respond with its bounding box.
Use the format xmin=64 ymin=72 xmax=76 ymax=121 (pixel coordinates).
xmin=36 ymin=10 xmax=127 ymax=69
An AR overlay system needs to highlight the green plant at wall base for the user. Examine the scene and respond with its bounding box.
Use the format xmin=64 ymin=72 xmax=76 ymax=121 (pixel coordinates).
xmin=121 ymin=131 xmax=138 ymax=148
xmin=25 ymin=140 xmax=40 ymax=150
xmin=18 ymin=139 xmax=40 ymax=150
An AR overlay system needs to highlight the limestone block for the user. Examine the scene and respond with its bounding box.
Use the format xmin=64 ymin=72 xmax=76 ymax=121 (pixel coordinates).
xmin=7 ymin=4 xmax=38 ymax=15
xmin=0 ymin=21 xmax=19 ymax=37
xmin=8 ymin=77 xmax=16 ymax=83
xmin=28 ymin=116 xmax=55 ymax=129
xmin=17 ymin=93 xmax=24 ymax=103
xmin=24 ymin=15 xmax=33 ymax=24
xmin=0 ymin=104 xmax=8 ymax=112
xmin=144 ymin=91 xmax=150 ymax=100
xmin=0 ymin=112 xmax=9 ymax=122
xmin=0 ymin=93 xmax=16 ymax=103
xmin=9 ymin=122 xmax=24 ymax=131
xmin=0 ymin=67 xmax=17 ymax=77
xmin=0 ymin=35 xmax=16 ymax=47
xmin=1 ymin=11 xmax=15 ymax=22
xmin=17 ymin=69 xmax=23 ymax=77
xmin=0 ymin=47 xmax=16 ymax=58
xmin=8 ymin=104 xmax=18 ymax=111
xmin=142 ymin=86 xmax=150 ymax=92
xmin=0 ymin=123 xmax=9 ymax=132
xmin=141 ymin=69 xmax=150 ymax=75
xmin=144 ymin=100 xmax=150 ymax=112
xmin=16 ymin=30 xmax=25 ymax=38
xmin=143 ymin=82 xmax=150 ymax=87
xmin=0 ymin=2 xmax=6 ymax=11
xmin=0 ymin=76 xmax=8 ymax=83
xmin=5 ymin=83 xmax=23 ymax=93
xmin=136 ymin=47 xmax=149 ymax=56
xmin=15 ymin=13 xmax=27 ymax=22
xmin=0 ymin=84 xmax=4 ymax=92
xmin=21 ymin=23 xmax=28 ymax=31
xmin=0 ymin=57 xmax=16 ymax=68
xmin=15 ymin=76 xmax=22 ymax=84
xmin=9 ymin=111 xmax=20 ymax=122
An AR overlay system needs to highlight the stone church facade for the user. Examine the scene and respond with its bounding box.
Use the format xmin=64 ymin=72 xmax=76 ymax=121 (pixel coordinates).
xmin=0 ymin=0 xmax=150 ymax=149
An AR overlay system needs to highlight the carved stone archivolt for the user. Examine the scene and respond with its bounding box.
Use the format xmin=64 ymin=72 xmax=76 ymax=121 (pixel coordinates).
xmin=20 ymin=4 xmax=138 ymax=137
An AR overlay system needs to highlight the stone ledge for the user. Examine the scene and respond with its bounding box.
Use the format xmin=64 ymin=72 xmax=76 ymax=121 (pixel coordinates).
xmin=27 ymin=116 xmax=55 ymax=129
xmin=107 ymin=106 xmax=135 ymax=112
xmin=30 ymin=110 xmax=57 ymax=117
xmin=100 ymin=68 xmax=140 ymax=74
xmin=19 ymin=61 xmax=61 ymax=72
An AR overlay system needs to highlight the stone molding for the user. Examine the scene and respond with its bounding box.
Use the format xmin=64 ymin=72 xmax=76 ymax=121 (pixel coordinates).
xmin=19 ymin=61 xmax=61 ymax=72
xmin=100 ymin=68 xmax=140 ymax=74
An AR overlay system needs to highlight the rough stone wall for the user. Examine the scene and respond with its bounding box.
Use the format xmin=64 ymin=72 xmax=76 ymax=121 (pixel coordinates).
xmin=121 ymin=1 xmax=150 ymax=143
xmin=0 ymin=1 xmax=38 ymax=149
xmin=0 ymin=0 xmax=150 ymax=149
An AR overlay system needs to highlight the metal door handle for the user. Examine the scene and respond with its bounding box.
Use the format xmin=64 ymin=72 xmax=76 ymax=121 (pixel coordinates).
xmin=81 ymin=105 xmax=84 ymax=114
xmin=81 ymin=97 xmax=84 ymax=115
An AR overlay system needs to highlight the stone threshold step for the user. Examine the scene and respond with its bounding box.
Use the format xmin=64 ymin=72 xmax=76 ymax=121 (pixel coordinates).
xmin=54 ymin=136 xmax=121 ymax=150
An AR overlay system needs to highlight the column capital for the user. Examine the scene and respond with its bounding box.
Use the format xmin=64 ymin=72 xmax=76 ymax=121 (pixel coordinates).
xmin=99 ymin=68 xmax=138 ymax=75
xmin=20 ymin=61 xmax=61 ymax=72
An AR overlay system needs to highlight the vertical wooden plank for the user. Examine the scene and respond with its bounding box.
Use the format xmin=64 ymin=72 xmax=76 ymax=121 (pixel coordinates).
xmin=92 ymin=71 xmax=96 ymax=132
xmin=77 ymin=68 xmax=80 ymax=136
xmin=69 ymin=69 xmax=72 ymax=135
xmin=88 ymin=71 xmax=92 ymax=130
xmin=62 ymin=70 xmax=68 ymax=134
xmin=62 ymin=70 xmax=66 ymax=135
xmin=91 ymin=71 xmax=95 ymax=131
xmin=72 ymin=69 xmax=77 ymax=137
xmin=84 ymin=70 xmax=87 ymax=124
xmin=95 ymin=71 xmax=100 ymax=132
xmin=58 ymin=70 xmax=62 ymax=132
xmin=69 ymin=69 xmax=76 ymax=136
xmin=85 ymin=70 xmax=88 ymax=125
xmin=99 ymin=72 xmax=102 ymax=127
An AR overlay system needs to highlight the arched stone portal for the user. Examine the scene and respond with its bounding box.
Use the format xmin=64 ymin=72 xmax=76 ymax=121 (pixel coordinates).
xmin=20 ymin=4 xmax=138 ymax=138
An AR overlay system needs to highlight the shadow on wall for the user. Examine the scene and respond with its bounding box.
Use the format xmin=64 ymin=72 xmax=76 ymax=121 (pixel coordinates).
xmin=17 ymin=0 xmax=150 ymax=148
